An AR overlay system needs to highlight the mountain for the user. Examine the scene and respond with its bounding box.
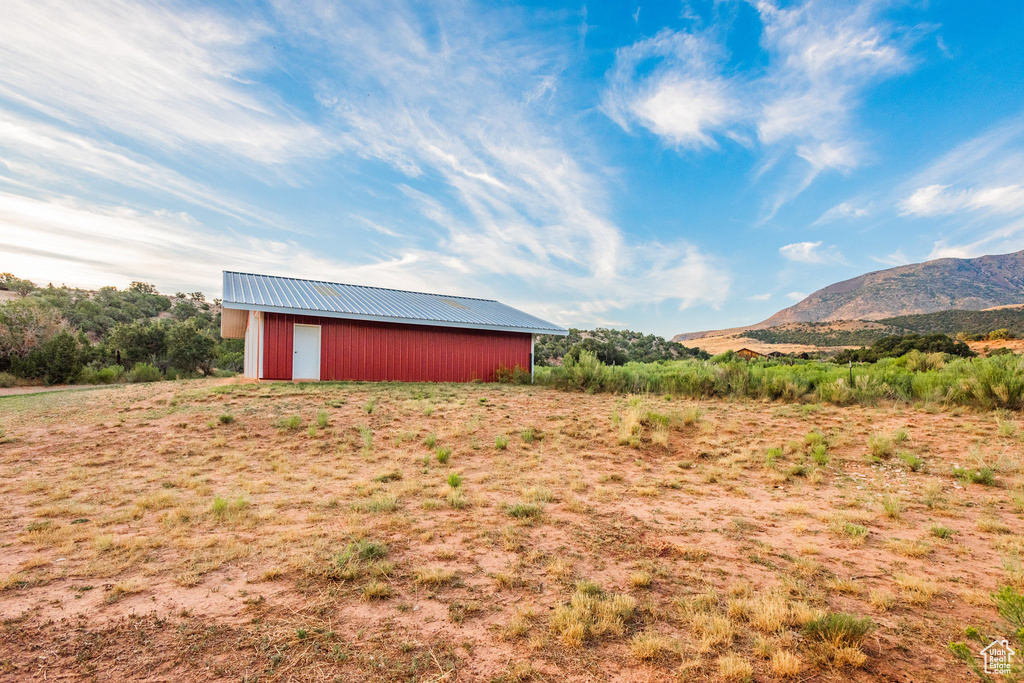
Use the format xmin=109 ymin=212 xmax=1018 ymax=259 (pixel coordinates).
xmin=675 ymin=250 xmax=1024 ymax=342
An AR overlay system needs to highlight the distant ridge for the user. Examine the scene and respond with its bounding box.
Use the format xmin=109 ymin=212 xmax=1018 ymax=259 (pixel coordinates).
xmin=675 ymin=250 xmax=1024 ymax=342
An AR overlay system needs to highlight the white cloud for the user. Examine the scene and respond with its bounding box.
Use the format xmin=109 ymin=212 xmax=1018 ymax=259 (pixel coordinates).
xmin=0 ymin=0 xmax=328 ymax=165
xmin=630 ymin=77 xmax=734 ymax=148
xmin=870 ymin=249 xmax=910 ymax=266
xmin=748 ymin=292 xmax=772 ymax=301
xmin=813 ymin=200 xmax=872 ymax=225
xmin=267 ymin=0 xmax=731 ymax=318
xmin=0 ymin=110 xmax=282 ymax=227
xmin=0 ymin=191 xmax=370 ymax=295
xmin=602 ymin=30 xmax=738 ymax=149
xmin=898 ymin=183 xmax=1024 ymax=217
xmin=779 ymin=240 xmax=843 ymax=264
xmin=602 ymin=0 xmax=915 ymax=209
xmin=0 ymin=0 xmax=733 ymax=326
xmin=786 ymin=291 xmax=807 ymax=301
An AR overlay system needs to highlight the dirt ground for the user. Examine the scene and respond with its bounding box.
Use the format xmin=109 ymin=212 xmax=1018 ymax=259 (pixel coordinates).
xmin=1 ymin=379 xmax=1022 ymax=681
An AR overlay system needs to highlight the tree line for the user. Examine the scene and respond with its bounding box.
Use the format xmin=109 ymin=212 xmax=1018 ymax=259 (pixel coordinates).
xmin=0 ymin=274 xmax=240 ymax=385
xmin=534 ymin=327 xmax=709 ymax=366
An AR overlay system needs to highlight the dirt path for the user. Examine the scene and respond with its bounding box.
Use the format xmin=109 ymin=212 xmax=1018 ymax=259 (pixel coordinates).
xmin=0 ymin=383 xmax=114 ymax=397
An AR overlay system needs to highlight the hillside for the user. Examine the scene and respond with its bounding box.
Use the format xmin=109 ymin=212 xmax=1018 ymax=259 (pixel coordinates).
xmin=739 ymin=308 xmax=1024 ymax=348
xmin=762 ymin=250 xmax=1024 ymax=325
xmin=675 ymin=250 xmax=1024 ymax=342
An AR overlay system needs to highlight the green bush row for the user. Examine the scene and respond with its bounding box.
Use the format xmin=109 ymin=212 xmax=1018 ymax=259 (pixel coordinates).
xmin=536 ymin=350 xmax=1024 ymax=410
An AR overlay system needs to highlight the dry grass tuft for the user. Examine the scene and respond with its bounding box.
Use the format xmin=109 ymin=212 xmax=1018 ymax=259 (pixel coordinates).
xmin=549 ymin=587 xmax=637 ymax=647
xmin=770 ymin=650 xmax=802 ymax=678
xmin=413 ymin=566 xmax=456 ymax=587
xmin=717 ymin=653 xmax=754 ymax=682
xmin=894 ymin=574 xmax=940 ymax=605
xmin=629 ymin=631 xmax=670 ymax=661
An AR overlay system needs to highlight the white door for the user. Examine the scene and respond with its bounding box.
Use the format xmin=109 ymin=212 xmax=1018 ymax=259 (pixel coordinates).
xmin=293 ymin=324 xmax=321 ymax=380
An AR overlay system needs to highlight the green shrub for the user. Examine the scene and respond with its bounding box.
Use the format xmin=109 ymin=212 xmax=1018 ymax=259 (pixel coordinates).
xmin=359 ymin=425 xmax=373 ymax=454
xmin=881 ymin=494 xmax=904 ymax=519
xmin=495 ymin=435 xmax=509 ymax=450
xmin=316 ymin=410 xmax=329 ymax=429
xmin=533 ymin=352 xmax=1024 ymax=411
xmin=38 ymin=331 xmax=82 ymax=384
xmin=436 ymin=446 xmax=452 ymax=464
xmin=447 ymin=472 xmax=463 ymax=488
xmin=494 ymin=364 xmax=531 ymax=384
xmin=898 ymin=451 xmax=923 ymax=471
xmin=79 ymin=365 xmax=126 ymax=384
xmin=506 ymin=502 xmax=543 ymax=519
xmin=953 ymin=465 xmax=996 ymax=486
xmin=992 ymin=586 xmax=1024 ymax=629
xmin=211 ymin=495 xmax=248 ymax=518
xmin=810 ymin=444 xmax=830 ymax=467
xmin=424 ymin=433 xmax=437 ymax=448
xmin=218 ymin=414 xmax=235 ymax=425
xmin=804 ymin=431 xmax=826 ymax=449
xmin=868 ymin=435 xmax=893 ymax=458
xmin=128 ymin=362 xmax=162 ymax=383
xmin=930 ymin=524 xmax=956 ymax=539
xmin=168 ymin=320 xmax=216 ymax=374
xmin=520 ymin=428 xmax=536 ymax=444
xmin=803 ymin=612 xmax=874 ymax=647
xmin=276 ymin=415 xmax=303 ymax=431
xmin=844 ymin=523 xmax=868 ymax=540
xmin=0 ymin=371 xmax=16 ymax=388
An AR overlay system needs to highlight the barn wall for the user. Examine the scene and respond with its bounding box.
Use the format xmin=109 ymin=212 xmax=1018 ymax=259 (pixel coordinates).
xmin=243 ymin=310 xmax=264 ymax=379
xmin=261 ymin=313 xmax=531 ymax=382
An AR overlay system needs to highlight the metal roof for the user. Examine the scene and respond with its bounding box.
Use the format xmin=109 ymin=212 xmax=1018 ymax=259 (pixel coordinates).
xmin=221 ymin=271 xmax=568 ymax=336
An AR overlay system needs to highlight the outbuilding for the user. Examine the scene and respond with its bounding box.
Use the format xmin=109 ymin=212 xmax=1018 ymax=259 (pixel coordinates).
xmin=219 ymin=271 xmax=567 ymax=382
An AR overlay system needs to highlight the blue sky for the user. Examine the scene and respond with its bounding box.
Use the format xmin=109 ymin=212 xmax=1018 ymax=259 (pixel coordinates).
xmin=1 ymin=1 xmax=1023 ymax=337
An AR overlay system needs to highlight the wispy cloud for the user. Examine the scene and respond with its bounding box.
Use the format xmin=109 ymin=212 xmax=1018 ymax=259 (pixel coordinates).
xmin=898 ymin=183 xmax=1024 ymax=216
xmin=871 ymin=248 xmax=909 ymax=266
xmin=602 ymin=0 xmax=916 ymax=212
xmin=0 ymin=191 xmax=357 ymax=294
xmin=268 ymin=0 xmax=730 ymax=319
xmin=602 ymin=30 xmax=738 ymax=149
xmin=0 ymin=0 xmax=328 ymax=165
xmin=896 ymin=113 xmax=1024 ymax=258
xmin=779 ymin=240 xmax=843 ymax=264
xmin=786 ymin=291 xmax=807 ymax=301
xmin=0 ymin=110 xmax=284 ymax=227
xmin=813 ymin=200 xmax=872 ymax=225
xmin=0 ymin=0 xmax=731 ymax=329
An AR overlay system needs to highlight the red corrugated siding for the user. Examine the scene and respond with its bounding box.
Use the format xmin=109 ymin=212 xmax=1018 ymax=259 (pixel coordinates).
xmin=261 ymin=313 xmax=531 ymax=382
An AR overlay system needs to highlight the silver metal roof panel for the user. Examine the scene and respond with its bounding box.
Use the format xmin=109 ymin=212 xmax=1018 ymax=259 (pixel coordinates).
xmin=221 ymin=271 xmax=568 ymax=336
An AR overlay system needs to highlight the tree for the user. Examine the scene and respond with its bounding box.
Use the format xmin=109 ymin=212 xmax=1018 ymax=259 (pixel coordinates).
xmin=109 ymin=320 xmax=168 ymax=366
xmin=564 ymin=338 xmax=628 ymax=366
xmin=38 ymin=331 xmax=81 ymax=384
xmin=0 ymin=273 xmax=36 ymax=297
xmin=168 ymin=320 xmax=216 ymax=374
xmin=0 ymin=299 xmax=65 ymax=360
xmin=128 ymin=281 xmax=158 ymax=295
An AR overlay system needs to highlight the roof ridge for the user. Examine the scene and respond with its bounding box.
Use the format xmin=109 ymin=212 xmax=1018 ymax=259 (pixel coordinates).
xmin=223 ymin=270 xmax=499 ymax=303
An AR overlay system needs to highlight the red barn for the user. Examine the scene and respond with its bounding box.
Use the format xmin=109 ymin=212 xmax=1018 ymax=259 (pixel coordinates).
xmin=219 ymin=271 xmax=567 ymax=382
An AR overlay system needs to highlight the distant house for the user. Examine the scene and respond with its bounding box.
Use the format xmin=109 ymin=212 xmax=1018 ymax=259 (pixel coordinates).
xmin=735 ymin=348 xmax=764 ymax=360
xmin=766 ymin=351 xmax=785 ymax=358
xmin=219 ymin=271 xmax=567 ymax=382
